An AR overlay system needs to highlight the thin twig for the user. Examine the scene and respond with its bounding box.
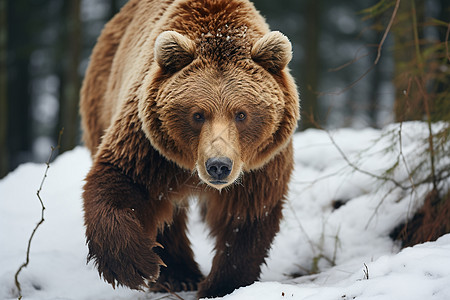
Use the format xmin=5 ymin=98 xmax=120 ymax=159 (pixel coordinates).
xmin=374 ymin=0 xmax=401 ymax=65
xmin=363 ymin=263 xmax=369 ymax=280
xmin=414 ymin=77 xmax=438 ymax=191
xmin=318 ymin=64 xmax=376 ymax=97
xmin=331 ymin=227 xmax=341 ymax=266
xmin=319 ymin=0 xmax=400 ymax=97
xmin=397 ymin=122 xmax=419 ymax=228
xmin=328 ymin=48 xmax=370 ymax=72
xmin=307 ymin=119 xmax=410 ymax=190
xmin=14 ymin=129 xmax=63 ymax=299
xmin=286 ymin=200 xmax=317 ymax=255
xmin=398 ymin=123 xmax=416 ymax=192
xmin=365 ymin=184 xmax=397 ymax=229
xmin=324 ymin=130 xmax=407 ymax=190
xmin=292 ymin=166 xmax=347 ymax=188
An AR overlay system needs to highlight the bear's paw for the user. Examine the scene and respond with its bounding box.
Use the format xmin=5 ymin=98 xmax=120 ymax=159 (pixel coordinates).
xmin=88 ymin=239 xmax=165 ymax=290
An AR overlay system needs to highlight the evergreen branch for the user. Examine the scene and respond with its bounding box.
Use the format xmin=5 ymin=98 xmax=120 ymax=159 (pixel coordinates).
xmin=446 ymin=23 xmax=450 ymax=63
xmin=398 ymin=122 xmax=419 ymax=225
xmin=14 ymin=129 xmax=63 ymax=299
xmin=359 ymin=0 xmax=395 ymax=19
xmin=411 ymin=0 xmax=423 ymax=68
xmin=414 ymin=77 xmax=438 ymax=191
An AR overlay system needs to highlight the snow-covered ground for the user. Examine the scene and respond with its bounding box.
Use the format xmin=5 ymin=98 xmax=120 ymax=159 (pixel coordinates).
xmin=1 ymin=122 xmax=449 ymax=300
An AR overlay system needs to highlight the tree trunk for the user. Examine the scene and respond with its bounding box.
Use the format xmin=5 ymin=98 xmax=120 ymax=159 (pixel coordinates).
xmin=109 ymin=0 xmax=119 ymax=19
xmin=301 ymin=0 xmax=321 ymax=129
xmin=368 ymin=12 xmax=383 ymax=128
xmin=58 ymin=0 xmax=82 ymax=152
xmin=0 ymin=0 xmax=7 ymax=177
xmin=7 ymin=0 xmax=33 ymax=172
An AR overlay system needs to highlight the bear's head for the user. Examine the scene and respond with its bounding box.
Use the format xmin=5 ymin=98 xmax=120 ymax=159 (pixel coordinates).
xmin=138 ymin=30 xmax=299 ymax=190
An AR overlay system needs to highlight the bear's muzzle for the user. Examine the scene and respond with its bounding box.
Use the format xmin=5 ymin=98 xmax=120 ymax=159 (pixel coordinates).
xmin=205 ymin=157 xmax=233 ymax=184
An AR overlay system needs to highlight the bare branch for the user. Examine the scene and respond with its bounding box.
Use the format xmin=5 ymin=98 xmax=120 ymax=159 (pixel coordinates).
xmin=318 ymin=64 xmax=376 ymax=97
xmin=319 ymin=0 xmax=401 ymax=97
xmin=14 ymin=129 xmax=63 ymax=299
xmin=374 ymin=0 xmax=401 ymax=65
xmin=327 ymin=47 xmax=370 ymax=72
xmin=414 ymin=77 xmax=438 ymax=191
xmin=324 ymin=129 xmax=407 ymax=190
xmin=398 ymin=122 xmax=419 ymax=228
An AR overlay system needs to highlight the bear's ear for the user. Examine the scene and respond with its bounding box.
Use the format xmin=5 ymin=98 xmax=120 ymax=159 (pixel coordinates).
xmin=251 ymin=31 xmax=292 ymax=73
xmin=154 ymin=31 xmax=196 ymax=72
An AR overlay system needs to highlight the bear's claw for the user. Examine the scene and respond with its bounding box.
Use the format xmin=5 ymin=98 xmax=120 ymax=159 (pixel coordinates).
xmin=87 ymin=231 xmax=165 ymax=290
xmin=91 ymin=246 xmax=163 ymax=290
xmin=150 ymin=278 xmax=200 ymax=292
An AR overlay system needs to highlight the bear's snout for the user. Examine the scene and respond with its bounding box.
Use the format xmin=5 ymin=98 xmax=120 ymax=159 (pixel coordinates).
xmin=206 ymin=157 xmax=233 ymax=184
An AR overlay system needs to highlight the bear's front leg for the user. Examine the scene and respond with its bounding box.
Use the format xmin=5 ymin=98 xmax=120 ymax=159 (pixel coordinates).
xmin=83 ymin=162 xmax=171 ymax=290
xmin=197 ymin=200 xmax=283 ymax=298
xmin=151 ymin=208 xmax=204 ymax=292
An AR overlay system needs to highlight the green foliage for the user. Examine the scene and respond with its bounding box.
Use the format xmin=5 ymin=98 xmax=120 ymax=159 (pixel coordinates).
xmin=359 ymin=0 xmax=395 ymax=19
xmin=359 ymin=0 xmax=450 ymax=247
xmin=363 ymin=0 xmax=450 ymax=123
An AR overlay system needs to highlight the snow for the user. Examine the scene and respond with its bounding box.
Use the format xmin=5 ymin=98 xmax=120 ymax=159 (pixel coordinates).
xmin=1 ymin=122 xmax=449 ymax=300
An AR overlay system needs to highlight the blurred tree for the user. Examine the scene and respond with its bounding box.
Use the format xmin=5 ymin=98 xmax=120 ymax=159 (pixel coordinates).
xmin=368 ymin=13 xmax=384 ymax=128
xmin=252 ymin=0 xmax=304 ymax=127
xmin=58 ymin=0 xmax=82 ymax=153
xmin=0 ymin=0 xmax=7 ymax=177
xmin=436 ymin=0 xmax=450 ymax=118
xmin=7 ymin=0 xmax=436 ymax=175
xmin=391 ymin=0 xmax=449 ymax=123
xmin=109 ymin=0 xmax=120 ymax=19
xmin=362 ymin=0 xmax=450 ymax=247
xmin=301 ymin=0 xmax=322 ymax=129
xmin=6 ymin=0 xmax=37 ymax=173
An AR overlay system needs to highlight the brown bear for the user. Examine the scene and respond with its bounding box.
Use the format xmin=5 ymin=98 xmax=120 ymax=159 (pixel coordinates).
xmin=80 ymin=0 xmax=299 ymax=298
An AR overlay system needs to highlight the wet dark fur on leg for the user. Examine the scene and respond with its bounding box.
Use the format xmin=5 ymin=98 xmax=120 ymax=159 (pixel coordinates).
xmin=151 ymin=208 xmax=204 ymax=292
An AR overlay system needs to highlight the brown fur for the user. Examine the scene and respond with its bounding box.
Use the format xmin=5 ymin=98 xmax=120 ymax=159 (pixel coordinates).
xmin=80 ymin=0 xmax=299 ymax=298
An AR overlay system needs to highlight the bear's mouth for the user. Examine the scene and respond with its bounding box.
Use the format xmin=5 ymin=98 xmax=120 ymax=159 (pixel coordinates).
xmin=209 ymin=180 xmax=228 ymax=185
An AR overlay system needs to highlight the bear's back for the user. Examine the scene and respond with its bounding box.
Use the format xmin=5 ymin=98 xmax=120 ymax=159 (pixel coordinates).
xmin=80 ymin=0 xmax=173 ymax=153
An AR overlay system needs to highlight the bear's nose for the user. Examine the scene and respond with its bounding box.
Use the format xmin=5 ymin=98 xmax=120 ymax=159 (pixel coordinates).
xmin=205 ymin=157 xmax=232 ymax=181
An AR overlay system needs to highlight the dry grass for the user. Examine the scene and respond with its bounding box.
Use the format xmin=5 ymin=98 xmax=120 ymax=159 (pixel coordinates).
xmin=390 ymin=189 xmax=450 ymax=247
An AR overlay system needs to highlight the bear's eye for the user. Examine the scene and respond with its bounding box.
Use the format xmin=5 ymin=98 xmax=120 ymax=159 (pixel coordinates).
xmin=235 ymin=112 xmax=246 ymax=122
xmin=193 ymin=112 xmax=205 ymax=123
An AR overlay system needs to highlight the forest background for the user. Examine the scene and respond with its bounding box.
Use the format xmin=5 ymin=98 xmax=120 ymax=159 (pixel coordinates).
xmin=1 ymin=0 xmax=450 ymax=289
xmin=1 ymin=2 xmax=450 ymax=298
xmin=1 ymin=0 xmax=449 ymax=176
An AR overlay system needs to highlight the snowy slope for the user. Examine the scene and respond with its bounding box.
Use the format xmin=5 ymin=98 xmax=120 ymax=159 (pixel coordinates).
xmin=1 ymin=122 xmax=449 ymax=300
